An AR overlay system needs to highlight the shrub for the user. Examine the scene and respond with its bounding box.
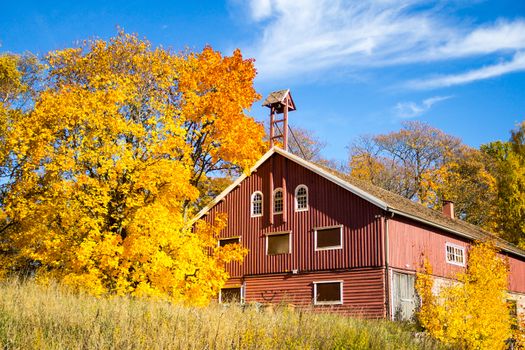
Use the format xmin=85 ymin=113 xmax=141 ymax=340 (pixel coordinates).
xmin=416 ymin=240 xmax=512 ymax=349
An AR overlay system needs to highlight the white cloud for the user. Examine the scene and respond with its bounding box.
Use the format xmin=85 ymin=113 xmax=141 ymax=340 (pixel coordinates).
xmin=430 ymin=20 xmax=525 ymax=58
xmin=241 ymin=0 xmax=525 ymax=86
xmin=246 ymin=0 xmax=436 ymax=79
xmin=411 ymin=52 xmax=525 ymax=89
xmin=394 ymin=96 xmax=453 ymax=118
xmin=250 ymin=0 xmax=272 ymax=21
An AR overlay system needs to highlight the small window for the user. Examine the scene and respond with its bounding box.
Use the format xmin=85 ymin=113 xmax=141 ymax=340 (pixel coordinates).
xmin=314 ymin=281 xmax=343 ymax=305
xmin=273 ymin=188 xmax=283 ymax=214
xmin=267 ymin=233 xmax=291 ymax=255
xmin=219 ymin=287 xmax=241 ymax=303
xmin=315 ymin=226 xmax=342 ymax=250
xmin=445 ymin=243 xmax=465 ymax=266
xmin=295 ymin=185 xmax=308 ymax=211
xmin=219 ymin=237 xmax=240 ymax=247
xmin=251 ymin=191 xmax=263 ymax=217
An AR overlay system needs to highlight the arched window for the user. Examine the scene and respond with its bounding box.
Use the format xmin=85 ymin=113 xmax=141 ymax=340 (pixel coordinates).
xmin=251 ymin=191 xmax=263 ymax=217
xmin=295 ymin=185 xmax=308 ymax=211
xmin=273 ymin=188 xmax=283 ymax=214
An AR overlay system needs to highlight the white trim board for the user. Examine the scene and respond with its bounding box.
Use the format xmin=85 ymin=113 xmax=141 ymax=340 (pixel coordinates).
xmin=190 ymin=147 xmax=388 ymax=224
xmin=276 ymin=148 xmax=388 ymax=210
xmin=190 ymin=148 xmax=277 ymax=224
xmin=313 ymin=280 xmax=344 ymax=305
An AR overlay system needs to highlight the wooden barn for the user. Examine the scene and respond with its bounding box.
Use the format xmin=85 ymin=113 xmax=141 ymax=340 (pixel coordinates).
xmin=193 ymin=90 xmax=525 ymax=320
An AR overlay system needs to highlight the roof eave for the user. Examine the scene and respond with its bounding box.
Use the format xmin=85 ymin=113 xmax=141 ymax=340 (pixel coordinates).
xmin=388 ymin=208 xmax=525 ymax=259
xmin=190 ymin=147 xmax=279 ymax=224
xmin=262 ymin=89 xmax=290 ymax=107
xmin=274 ymin=148 xmax=389 ymax=210
xmin=190 ymin=147 xmax=389 ymax=224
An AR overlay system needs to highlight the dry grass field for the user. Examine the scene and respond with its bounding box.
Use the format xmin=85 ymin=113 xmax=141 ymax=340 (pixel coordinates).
xmin=0 ymin=279 xmax=446 ymax=349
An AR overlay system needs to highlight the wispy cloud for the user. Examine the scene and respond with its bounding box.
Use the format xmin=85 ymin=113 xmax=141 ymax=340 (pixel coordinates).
xmin=394 ymin=96 xmax=453 ymax=118
xmin=245 ymin=1 xmax=437 ymax=79
xmin=410 ymin=52 xmax=525 ymax=89
xmin=428 ymin=20 xmax=525 ymax=59
xmin=241 ymin=0 xmax=525 ymax=87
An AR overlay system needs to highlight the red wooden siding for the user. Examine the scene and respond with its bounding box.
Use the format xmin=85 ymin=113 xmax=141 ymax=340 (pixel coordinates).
xmin=200 ymin=148 xmax=525 ymax=316
xmin=244 ymin=269 xmax=386 ymax=317
xmin=508 ymin=255 xmax=525 ymax=293
xmin=223 ymin=277 xmax=243 ymax=288
xmin=388 ymin=216 xmax=467 ymax=277
xmin=202 ymin=153 xmax=385 ymax=277
xmin=388 ymin=215 xmax=525 ymax=294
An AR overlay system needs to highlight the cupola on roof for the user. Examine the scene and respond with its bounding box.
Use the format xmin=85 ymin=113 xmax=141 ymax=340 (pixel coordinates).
xmin=262 ymin=89 xmax=296 ymax=113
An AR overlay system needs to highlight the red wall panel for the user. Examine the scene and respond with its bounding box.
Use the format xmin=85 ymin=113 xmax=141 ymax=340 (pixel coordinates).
xmin=508 ymin=255 xmax=525 ymax=293
xmin=244 ymin=269 xmax=386 ymax=318
xmin=388 ymin=216 xmax=467 ymax=277
xmin=203 ymin=153 xmax=384 ymax=277
xmin=388 ymin=215 xmax=525 ymax=293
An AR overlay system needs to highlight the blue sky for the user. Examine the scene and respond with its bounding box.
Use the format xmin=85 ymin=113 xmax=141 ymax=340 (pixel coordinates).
xmin=1 ymin=1 xmax=524 ymax=163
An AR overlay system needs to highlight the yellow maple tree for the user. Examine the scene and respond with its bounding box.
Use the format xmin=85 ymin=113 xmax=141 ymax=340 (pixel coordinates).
xmin=416 ymin=240 xmax=512 ymax=349
xmin=0 ymin=32 xmax=260 ymax=304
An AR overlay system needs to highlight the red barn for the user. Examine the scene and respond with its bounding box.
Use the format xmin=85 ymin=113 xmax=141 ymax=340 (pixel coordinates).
xmin=193 ymin=90 xmax=525 ymax=320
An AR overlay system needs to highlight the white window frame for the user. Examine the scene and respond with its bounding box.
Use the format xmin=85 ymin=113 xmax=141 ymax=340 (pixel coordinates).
xmin=314 ymin=225 xmax=343 ymax=251
xmin=445 ymin=242 xmax=466 ymax=266
xmin=265 ymin=231 xmax=292 ymax=255
xmin=294 ymin=185 xmax=309 ymax=212
xmin=251 ymin=191 xmax=263 ymax=217
xmin=313 ymin=280 xmax=343 ymax=305
xmin=273 ymin=187 xmax=284 ymax=215
xmin=218 ymin=236 xmax=241 ymax=247
xmin=218 ymin=285 xmax=244 ymax=304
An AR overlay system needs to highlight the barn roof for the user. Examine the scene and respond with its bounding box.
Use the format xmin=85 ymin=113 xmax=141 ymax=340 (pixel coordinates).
xmin=317 ymin=163 xmax=524 ymax=258
xmin=193 ymin=147 xmax=525 ymax=259
xmin=261 ymin=89 xmax=290 ymax=106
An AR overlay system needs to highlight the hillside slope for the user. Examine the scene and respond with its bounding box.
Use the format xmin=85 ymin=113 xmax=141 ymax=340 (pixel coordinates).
xmin=0 ymin=280 xmax=446 ymax=349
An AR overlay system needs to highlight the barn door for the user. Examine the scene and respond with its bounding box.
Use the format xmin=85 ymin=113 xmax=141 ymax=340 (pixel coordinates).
xmin=392 ymin=272 xmax=417 ymax=321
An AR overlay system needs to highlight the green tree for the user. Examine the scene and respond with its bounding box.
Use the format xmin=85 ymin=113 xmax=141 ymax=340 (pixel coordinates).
xmin=482 ymin=122 xmax=525 ymax=247
xmin=437 ymin=146 xmax=498 ymax=229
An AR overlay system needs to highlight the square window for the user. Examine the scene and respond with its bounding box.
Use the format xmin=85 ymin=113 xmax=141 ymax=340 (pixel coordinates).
xmin=445 ymin=243 xmax=465 ymax=266
xmin=220 ymin=287 xmax=241 ymax=303
xmin=219 ymin=237 xmax=240 ymax=247
xmin=315 ymin=227 xmax=342 ymax=250
xmin=267 ymin=233 xmax=290 ymax=255
xmin=314 ymin=281 xmax=342 ymax=305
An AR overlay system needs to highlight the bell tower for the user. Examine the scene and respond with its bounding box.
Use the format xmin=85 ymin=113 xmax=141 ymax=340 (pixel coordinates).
xmin=262 ymin=89 xmax=296 ymax=225
xmin=262 ymin=89 xmax=296 ymax=151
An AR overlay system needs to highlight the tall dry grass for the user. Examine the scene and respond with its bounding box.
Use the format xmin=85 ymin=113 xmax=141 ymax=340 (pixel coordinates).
xmin=0 ymin=279 xmax=445 ymax=349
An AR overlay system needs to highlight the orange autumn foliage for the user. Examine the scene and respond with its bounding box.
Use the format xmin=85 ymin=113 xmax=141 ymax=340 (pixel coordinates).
xmin=0 ymin=31 xmax=261 ymax=304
